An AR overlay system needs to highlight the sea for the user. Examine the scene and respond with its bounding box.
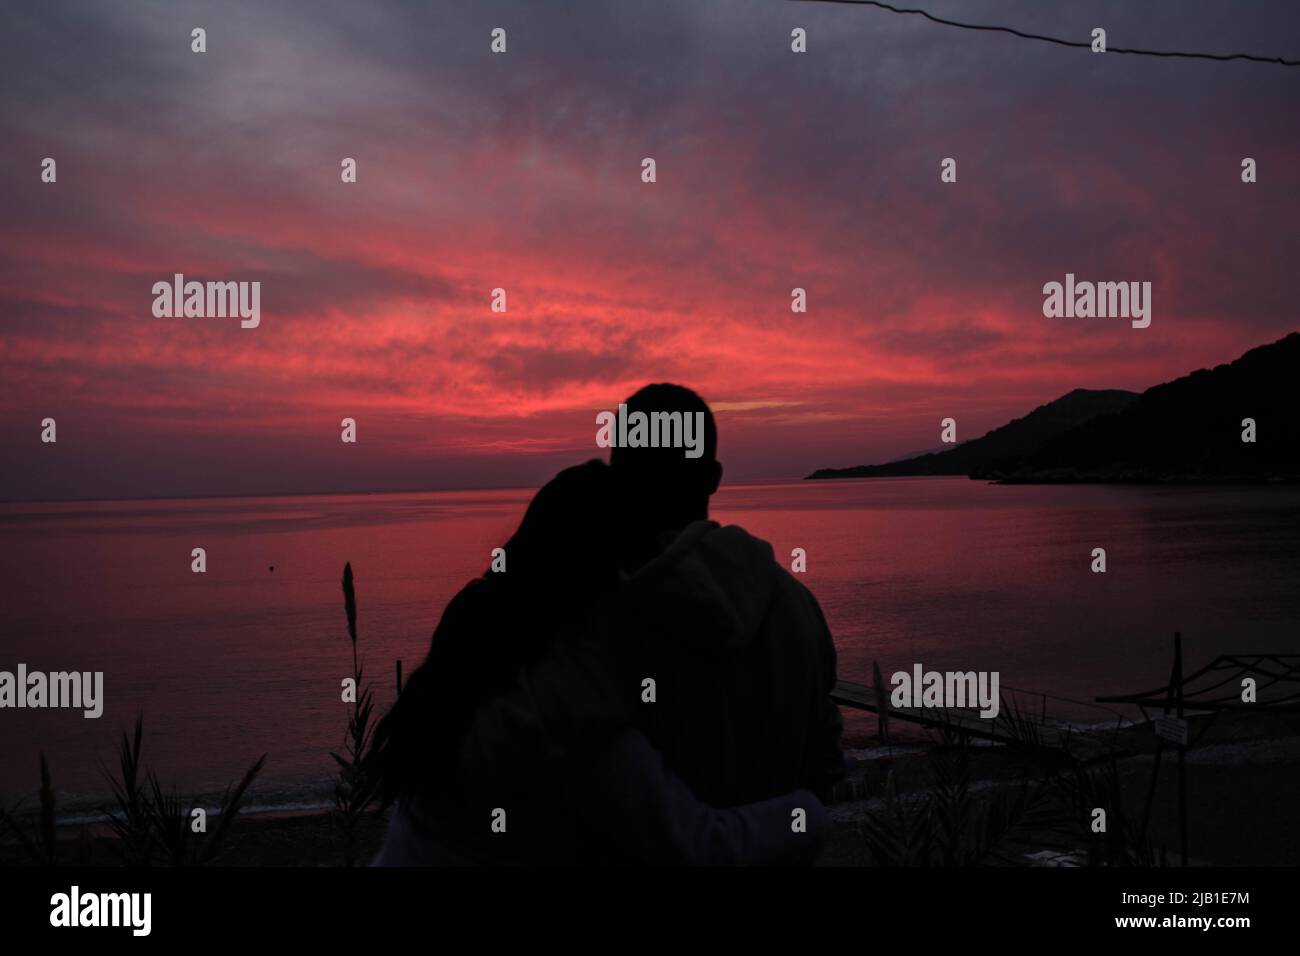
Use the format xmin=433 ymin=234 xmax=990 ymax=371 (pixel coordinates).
xmin=3 ymin=477 xmax=1299 ymax=817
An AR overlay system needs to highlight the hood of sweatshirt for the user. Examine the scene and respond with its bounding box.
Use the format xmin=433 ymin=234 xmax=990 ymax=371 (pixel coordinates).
xmin=620 ymin=520 xmax=780 ymax=651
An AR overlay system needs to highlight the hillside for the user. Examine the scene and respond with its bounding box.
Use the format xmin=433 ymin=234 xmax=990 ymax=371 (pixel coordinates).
xmin=972 ymin=333 xmax=1300 ymax=482
xmin=807 ymin=389 xmax=1138 ymax=479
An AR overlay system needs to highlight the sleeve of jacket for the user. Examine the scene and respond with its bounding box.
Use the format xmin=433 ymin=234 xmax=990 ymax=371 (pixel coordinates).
xmin=454 ymin=621 xmax=639 ymax=799
xmin=570 ymin=729 xmax=827 ymax=866
xmin=803 ymin=589 xmax=845 ymax=801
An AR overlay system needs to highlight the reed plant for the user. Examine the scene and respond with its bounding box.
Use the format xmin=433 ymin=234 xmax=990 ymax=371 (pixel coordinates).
xmin=330 ymin=561 xmax=378 ymax=866
xmin=105 ymin=714 xmax=151 ymax=865
xmin=146 ymin=754 xmax=267 ymax=866
xmin=856 ymin=734 xmax=1153 ymax=867
xmin=0 ymin=716 xmax=264 ymax=867
xmin=0 ymin=754 xmax=58 ymax=865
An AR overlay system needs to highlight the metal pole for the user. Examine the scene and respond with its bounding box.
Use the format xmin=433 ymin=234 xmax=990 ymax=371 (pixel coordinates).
xmin=1141 ymin=644 xmax=1180 ymax=837
xmin=1175 ymin=632 xmax=1188 ymax=866
xmin=873 ymin=659 xmax=890 ymax=745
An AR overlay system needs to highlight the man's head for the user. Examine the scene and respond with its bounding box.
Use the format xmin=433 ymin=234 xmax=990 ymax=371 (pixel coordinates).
xmin=610 ymin=383 xmax=722 ymax=544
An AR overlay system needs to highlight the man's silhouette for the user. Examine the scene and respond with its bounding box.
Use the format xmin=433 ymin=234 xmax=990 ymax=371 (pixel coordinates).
xmin=608 ymin=383 xmax=724 ymax=574
xmin=610 ymin=383 xmax=843 ymax=806
xmin=456 ymin=383 xmax=843 ymax=824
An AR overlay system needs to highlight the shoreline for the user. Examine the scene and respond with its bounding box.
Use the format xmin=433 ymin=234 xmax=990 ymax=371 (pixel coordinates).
xmin=6 ymin=716 xmax=1300 ymax=866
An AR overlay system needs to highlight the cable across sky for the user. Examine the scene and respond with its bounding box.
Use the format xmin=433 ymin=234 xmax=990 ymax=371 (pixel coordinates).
xmin=788 ymin=0 xmax=1300 ymax=66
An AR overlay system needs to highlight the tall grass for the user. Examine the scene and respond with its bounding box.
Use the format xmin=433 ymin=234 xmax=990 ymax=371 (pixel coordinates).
xmin=105 ymin=715 xmax=151 ymax=865
xmin=331 ymin=561 xmax=378 ymax=866
xmin=855 ymin=735 xmax=1153 ymax=867
xmin=0 ymin=717 xmax=265 ymax=867
xmin=0 ymin=754 xmax=58 ymax=865
xmin=146 ymin=754 xmax=267 ymax=866
xmin=4 ymin=564 xmax=379 ymax=868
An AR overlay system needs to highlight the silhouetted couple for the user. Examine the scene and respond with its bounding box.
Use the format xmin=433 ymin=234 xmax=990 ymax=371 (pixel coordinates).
xmin=370 ymin=384 xmax=843 ymax=865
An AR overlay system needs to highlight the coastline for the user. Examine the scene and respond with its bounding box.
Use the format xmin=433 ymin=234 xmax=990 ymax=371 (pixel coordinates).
xmin=7 ymin=716 xmax=1299 ymax=867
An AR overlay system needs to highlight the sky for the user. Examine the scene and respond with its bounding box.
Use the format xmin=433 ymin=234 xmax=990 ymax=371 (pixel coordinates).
xmin=1 ymin=0 xmax=1298 ymax=501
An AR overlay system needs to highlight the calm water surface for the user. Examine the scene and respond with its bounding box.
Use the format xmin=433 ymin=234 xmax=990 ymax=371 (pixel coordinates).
xmin=2 ymin=477 xmax=1298 ymax=812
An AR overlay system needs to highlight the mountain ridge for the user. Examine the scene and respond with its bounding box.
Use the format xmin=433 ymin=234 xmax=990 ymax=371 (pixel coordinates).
xmin=973 ymin=333 xmax=1300 ymax=482
xmin=807 ymin=332 xmax=1300 ymax=483
xmin=807 ymin=388 xmax=1139 ymax=479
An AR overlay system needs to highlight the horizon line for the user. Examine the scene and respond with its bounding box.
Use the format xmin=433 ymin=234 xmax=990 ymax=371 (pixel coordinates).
xmin=0 ymin=475 xmax=829 ymax=508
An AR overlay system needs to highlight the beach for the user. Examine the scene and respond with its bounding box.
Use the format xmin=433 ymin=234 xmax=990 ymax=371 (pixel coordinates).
xmin=7 ymin=712 xmax=1299 ymax=867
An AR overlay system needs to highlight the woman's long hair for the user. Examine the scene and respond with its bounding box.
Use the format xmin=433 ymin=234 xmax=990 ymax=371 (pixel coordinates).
xmin=367 ymin=459 xmax=618 ymax=806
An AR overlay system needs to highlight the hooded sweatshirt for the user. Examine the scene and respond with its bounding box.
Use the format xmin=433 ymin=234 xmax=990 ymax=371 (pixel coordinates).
xmin=373 ymin=728 xmax=828 ymax=866
xmin=457 ymin=520 xmax=844 ymax=806
xmin=623 ymin=520 xmax=844 ymax=806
